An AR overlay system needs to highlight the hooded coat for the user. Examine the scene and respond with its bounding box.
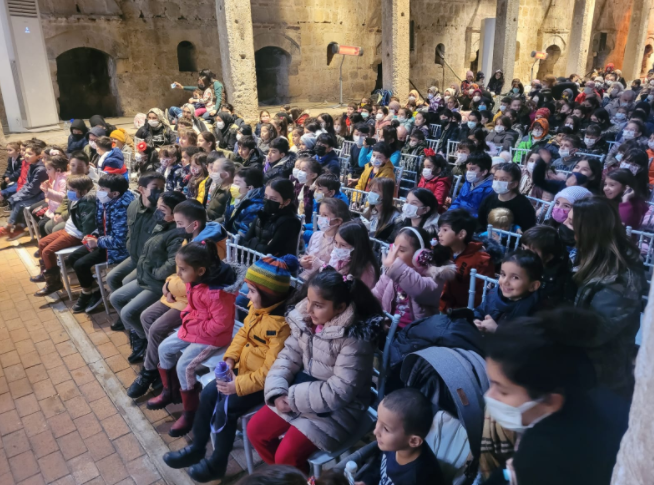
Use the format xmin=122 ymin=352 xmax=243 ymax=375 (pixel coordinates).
xmin=67 ymin=119 xmax=89 ymax=154
xmin=263 ymin=152 xmax=297 ymax=184
xmin=264 ymin=299 xmax=383 ymax=452
xmin=242 ymin=203 xmax=301 ymax=257
xmin=136 ymin=220 xmax=184 ymax=294
xmin=135 ymin=108 xmax=176 ymax=148
xmin=486 ymin=70 xmax=505 ymax=95
xmin=213 ymin=112 xmax=238 ymax=151
xmin=95 ymin=189 xmax=136 ymax=265
xmin=224 ymin=187 xmax=265 ymax=236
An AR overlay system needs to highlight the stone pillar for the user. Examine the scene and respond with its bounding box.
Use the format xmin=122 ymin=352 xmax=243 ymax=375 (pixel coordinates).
xmin=382 ymin=0 xmax=410 ymax=101
xmin=492 ymin=0 xmax=519 ymax=83
xmin=611 ymin=282 xmax=654 ymax=484
xmin=565 ymin=0 xmax=596 ymax=77
xmin=215 ymin=0 xmax=259 ymax=123
xmin=622 ymin=0 xmax=654 ymax=81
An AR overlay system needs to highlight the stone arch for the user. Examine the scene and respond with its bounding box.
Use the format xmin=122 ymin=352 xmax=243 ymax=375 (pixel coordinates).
xmin=642 ymin=38 xmax=654 ymax=75
xmin=255 ymin=46 xmax=291 ymax=105
xmin=253 ymin=32 xmax=301 ymax=76
xmin=541 ymin=34 xmax=566 ymax=53
xmin=537 ymin=45 xmax=562 ymax=79
xmin=177 ymin=41 xmax=197 ymax=72
xmin=45 ymin=30 xmax=127 ymax=61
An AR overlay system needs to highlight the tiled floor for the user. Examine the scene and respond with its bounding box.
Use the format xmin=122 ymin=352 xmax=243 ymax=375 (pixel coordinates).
xmin=0 ymin=241 xmax=255 ymax=484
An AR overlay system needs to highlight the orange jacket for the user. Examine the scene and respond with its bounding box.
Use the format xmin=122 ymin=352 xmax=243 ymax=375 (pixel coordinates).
xmin=439 ymin=241 xmax=495 ymax=311
xmin=648 ymin=148 xmax=654 ymax=185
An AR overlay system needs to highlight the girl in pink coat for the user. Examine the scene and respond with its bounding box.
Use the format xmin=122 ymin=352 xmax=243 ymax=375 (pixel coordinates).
xmin=39 ymin=155 xmax=68 ymax=222
xmin=372 ymin=226 xmax=456 ymax=327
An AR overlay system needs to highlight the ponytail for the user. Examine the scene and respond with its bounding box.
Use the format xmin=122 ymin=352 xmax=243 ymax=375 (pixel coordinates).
xmin=176 ymin=240 xmax=223 ymax=284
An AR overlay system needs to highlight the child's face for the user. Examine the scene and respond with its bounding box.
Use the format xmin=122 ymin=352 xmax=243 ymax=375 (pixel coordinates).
xmin=315 ymin=184 xmax=335 ymax=199
xmin=572 ymin=160 xmax=592 ymax=179
xmin=603 ymin=178 xmax=624 ymax=200
xmin=306 ymin=286 xmax=346 ymax=326
xmin=499 ymin=261 xmax=539 ymax=300
xmin=260 ymin=112 xmax=270 ymax=123
xmin=393 ymin=233 xmax=417 ymax=268
xmin=72 ymin=129 xmax=83 ymax=136
xmin=181 ymin=152 xmax=192 ymax=167
xmin=347 ymin=106 xmax=355 ymax=116
xmin=46 ymin=165 xmax=58 ymax=179
xmin=374 ymin=401 xmax=418 ymax=452
xmin=175 ymin=254 xmax=204 ymax=284
xmin=292 ymin=130 xmax=302 ymax=146
xmin=156 ymin=199 xmax=175 ymax=222
xmin=554 ymin=197 xmax=572 ymax=211
xmin=25 ymin=148 xmax=40 ymax=164
xmin=246 ymin=282 xmax=263 ymax=310
xmin=198 ymin=136 xmax=211 ymax=152
xmin=437 ymin=224 xmax=464 ymax=248
xmin=7 ymin=147 xmax=17 ymax=158
xmin=261 ymin=126 xmax=270 ymax=140
xmin=232 ymin=175 xmax=249 ymax=196
xmin=190 ymin=160 xmax=203 ymax=175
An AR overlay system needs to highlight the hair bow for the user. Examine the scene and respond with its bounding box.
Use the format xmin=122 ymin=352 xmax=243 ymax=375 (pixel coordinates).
xmin=424 ymin=148 xmax=436 ymax=157
xmin=137 ymin=141 xmax=147 ymax=152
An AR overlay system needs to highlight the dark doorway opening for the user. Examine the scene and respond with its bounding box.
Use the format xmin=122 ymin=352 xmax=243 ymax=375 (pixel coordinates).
xmin=537 ymin=45 xmax=562 ymax=79
xmin=56 ymin=48 xmax=119 ymax=119
xmin=255 ymin=46 xmax=291 ymax=105
xmin=470 ymin=49 xmax=479 ymax=74
xmin=374 ymin=63 xmax=383 ymax=92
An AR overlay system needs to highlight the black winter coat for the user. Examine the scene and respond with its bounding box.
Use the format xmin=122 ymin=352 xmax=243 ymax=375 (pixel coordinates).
xmin=242 ymin=204 xmax=301 ymax=257
xmin=136 ymin=221 xmax=184 ymax=294
xmin=263 ymin=152 xmax=297 ymax=184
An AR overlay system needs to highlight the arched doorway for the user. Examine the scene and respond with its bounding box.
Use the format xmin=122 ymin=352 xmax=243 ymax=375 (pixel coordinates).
xmin=255 ymin=46 xmax=291 ymax=105
xmin=374 ymin=62 xmax=383 ymax=92
xmin=536 ymin=45 xmax=562 ymax=79
xmin=641 ymin=44 xmax=653 ymax=75
xmin=56 ymin=48 xmax=119 ymax=119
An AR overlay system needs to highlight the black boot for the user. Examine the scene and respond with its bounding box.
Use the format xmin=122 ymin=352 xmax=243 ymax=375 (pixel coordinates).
xmin=163 ymin=445 xmax=205 ymax=469
xmin=188 ymin=458 xmax=227 ymax=483
xmin=110 ymin=317 xmax=125 ymax=331
xmin=34 ymin=268 xmax=63 ymax=297
xmin=127 ymin=332 xmax=147 ymax=364
xmin=127 ymin=367 xmax=161 ymax=399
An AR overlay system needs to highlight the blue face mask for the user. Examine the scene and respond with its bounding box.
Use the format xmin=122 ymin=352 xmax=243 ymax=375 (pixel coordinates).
xmin=67 ymin=190 xmax=79 ymax=202
xmin=479 ymin=105 xmax=487 ymax=111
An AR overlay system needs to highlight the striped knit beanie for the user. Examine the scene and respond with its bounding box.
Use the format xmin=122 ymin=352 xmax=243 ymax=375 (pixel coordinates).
xmin=245 ymin=255 xmax=299 ymax=298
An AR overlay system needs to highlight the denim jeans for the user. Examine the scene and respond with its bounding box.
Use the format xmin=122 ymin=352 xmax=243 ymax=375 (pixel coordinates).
xmin=9 ymin=194 xmax=44 ymax=225
xmin=158 ymin=333 xmax=221 ymax=390
xmin=108 ymin=279 xmax=160 ymax=337
xmin=106 ymin=258 xmax=137 ymax=292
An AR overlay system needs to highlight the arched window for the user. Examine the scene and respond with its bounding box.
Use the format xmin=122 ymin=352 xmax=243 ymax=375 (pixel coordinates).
xmin=177 ymin=41 xmax=197 ymax=72
xmin=435 ymin=44 xmax=445 ymax=66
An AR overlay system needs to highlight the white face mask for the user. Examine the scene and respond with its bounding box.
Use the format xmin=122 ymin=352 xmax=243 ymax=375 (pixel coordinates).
xmin=367 ymin=191 xmax=380 ymax=205
xmin=236 ymin=133 xmax=243 ymax=141
xmin=622 ymin=129 xmax=635 ymax=140
xmin=473 ymin=96 xmax=481 ymax=102
xmin=148 ymin=119 xmax=160 ymax=128
xmin=408 ymin=96 xmax=416 ymax=102
xmin=615 ymin=153 xmax=624 ymax=162
xmin=467 ymin=121 xmax=477 ymax=130
xmin=398 ymin=117 xmax=407 ymax=122
xmin=402 ymin=203 xmax=420 ymax=219
xmin=355 ymin=135 xmax=364 ymax=147
xmin=422 ymin=168 xmax=433 ymax=179
xmin=456 ymin=153 xmax=469 ymax=164
xmin=331 ymin=246 xmax=353 ymax=262
xmin=466 ymin=171 xmax=479 ymax=183
xmin=621 ymin=162 xmax=640 ymax=175
xmin=584 ymin=137 xmax=596 ymax=147
xmin=371 ymin=157 xmax=383 ymax=167
xmin=532 ymin=129 xmax=543 ymax=138
xmin=314 ymin=191 xmax=325 ymax=202
xmin=559 ymin=148 xmax=570 ymax=158
xmin=216 ymin=121 xmax=225 ymax=130
xmin=376 ymin=113 xmax=384 ymax=121
xmin=209 ymin=172 xmax=223 ymax=183
xmin=428 ymin=93 xmax=434 ymax=100
xmin=292 ymin=168 xmax=300 ymax=179
xmin=89 ymin=140 xmax=97 ymax=150
xmin=296 ymin=170 xmax=307 ymax=184
xmin=495 ymin=126 xmax=505 ymax=133
xmin=492 ymin=180 xmax=511 ymax=195
xmin=484 ymin=395 xmax=549 ymax=433
xmin=564 ymin=124 xmax=574 ymax=129
xmin=527 ymin=161 xmax=535 ymax=173
xmin=499 ymin=105 xmax=507 ymax=112
xmin=97 ymin=190 xmax=111 ymax=205
xmin=334 ymin=125 xmax=341 ymax=133
xmin=318 ymin=216 xmax=332 ymax=231
xmin=648 ymin=140 xmax=654 ymax=150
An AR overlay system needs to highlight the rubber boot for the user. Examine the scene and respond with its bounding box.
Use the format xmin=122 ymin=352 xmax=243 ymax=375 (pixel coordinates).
xmin=34 ymin=268 xmax=64 ymax=297
xmin=146 ymin=366 xmax=181 ymax=410
xmin=169 ymin=384 xmax=201 ymax=437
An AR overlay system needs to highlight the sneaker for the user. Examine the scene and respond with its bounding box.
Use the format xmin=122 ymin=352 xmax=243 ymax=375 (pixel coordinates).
xmin=0 ymin=226 xmax=11 ymax=238
xmin=72 ymin=293 xmax=93 ymax=313
xmin=110 ymin=317 xmax=125 ymax=331
xmin=84 ymin=291 xmax=104 ymax=313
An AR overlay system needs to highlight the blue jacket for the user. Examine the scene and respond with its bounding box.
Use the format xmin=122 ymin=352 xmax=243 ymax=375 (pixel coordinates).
xmin=448 ymin=176 xmax=494 ymax=218
xmin=12 ymin=161 xmax=48 ymax=204
xmin=315 ymin=150 xmax=341 ymax=175
xmin=473 ymin=286 xmax=540 ymax=324
xmin=67 ymin=134 xmax=88 ymax=154
xmin=194 ymin=221 xmax=227 ymax=243
xmin=2 ymin=157 xmax=22 ymax=184
xmin=157 ymin=163 xmax=185 ymax=192
xmin=99 ymin=147 xmax=125 ymax=172
xmin=95 ymin=190 xmax=136 ymax=265
xmin=224 ymin=187 xmax=265 ymax=236
xmin=358 ymin=146 xmax=401 ymax=167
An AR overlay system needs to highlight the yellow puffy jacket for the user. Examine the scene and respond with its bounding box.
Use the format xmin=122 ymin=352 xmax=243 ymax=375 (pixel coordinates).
xmin=223 ymin=301 xmax=290 ymax=396
xmin=355 ymin=160 xmax=395 ymax=193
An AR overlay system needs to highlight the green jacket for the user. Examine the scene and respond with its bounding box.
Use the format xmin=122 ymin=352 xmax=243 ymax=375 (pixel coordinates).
xmin=136 ymin=221 xmax=184 ymax=294
xmin=69 ymin=192 xmax=97 ymax=236
xmin=203 ymin=179 xmax=232 ymax=223
xmin=126 ymin=197 xmax=159 ymax=264
xmin=184 ymin=80 xmax=225 ymax=110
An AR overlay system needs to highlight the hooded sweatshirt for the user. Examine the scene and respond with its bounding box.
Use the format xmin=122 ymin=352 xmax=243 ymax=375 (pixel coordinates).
xmin=67 ymin=119 xmax=89 ymax=154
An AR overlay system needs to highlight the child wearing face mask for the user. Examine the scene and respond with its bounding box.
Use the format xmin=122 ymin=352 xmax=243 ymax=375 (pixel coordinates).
xmin=362 ymin=177 xmax=402 ymax=242
xmin=547 ymin=186 xmax=592 ymax=236
xmin=186 ymin=152 xmax=209 ymax=201
xmin=603 ymin=168 xmax=649 ymax=229
xmin=513 ymin=119 xmax=551 ymax=162
xmin=156 ymin=145 xmax=184 ymax=191
xmin=478 ymin=163 xmax=537 ymax=232
xmin=400 ymin=129 xmax=428 ymax=157
xmin=300 ymin=198 xmax=351 ymax=280
xmin=328 ymin=220 xmax=380 ymax=288
xmin=418 ymin=152 xmax=452 ymax=209
xmin=355 ymin=142 xmax=396 ymax=193
xmin=202 ymin=156 xmax=236 ymax=222
xmin=373 ymin=227 xmax=455 ymax=327
xmin=449 ymin=152 xmax=494 ymax=218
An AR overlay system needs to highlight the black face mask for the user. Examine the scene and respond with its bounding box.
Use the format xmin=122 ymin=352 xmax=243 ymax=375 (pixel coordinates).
xmin=72 ymin=133 xmax=84 ymax=140
xmin=198 ymin=83 xmax=205 ymax=90
xmin=154 ymin=209 xmax=166 ymax=222
xmin=263 ymin=199 xmax=281 ymax=214
xmin=147 ymin=188 xmax=162 ymax=207
xmin=175 ymin=228 xmax=193 ymax=239
xmin=558 ymin=224 xmax=576 ymax=247
xmin=315 ymin=145 xmax=327 ymax=157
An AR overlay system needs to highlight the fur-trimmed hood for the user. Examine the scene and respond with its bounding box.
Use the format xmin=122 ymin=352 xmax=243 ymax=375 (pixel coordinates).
xmin=425 ymin=262 xmax=457 ymax=282
xmin=222 ymin=262 xmax=248 ymax=294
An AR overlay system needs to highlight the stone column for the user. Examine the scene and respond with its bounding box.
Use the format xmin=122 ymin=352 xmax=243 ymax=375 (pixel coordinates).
xmin=492 ymin=0 xmax=519 ymax=83
xmin=382 ymin=0 xmax=410 ymax=101
xmin=215 ymin=0 xmax=259 ymax=123
xmin=611 ymin=282 xmax=654 ymax=484
xmin=622 ymin=0 xmax=654 ymax=81
xmin=565 ymin=0 xmax=596 ymax=77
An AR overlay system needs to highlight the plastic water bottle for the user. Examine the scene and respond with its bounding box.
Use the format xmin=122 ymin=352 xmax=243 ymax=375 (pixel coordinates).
xmin=344 ymin=461 xmax=357 ymax=485
xmin=171 ymin=83 xmax=176 ymax=89
xmin=214 ymin=361 xmax=232 ymax=383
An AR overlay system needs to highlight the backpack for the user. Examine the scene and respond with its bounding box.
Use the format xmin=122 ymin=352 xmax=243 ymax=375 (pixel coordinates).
xmin=400 ymin=347 xmax=489 ymax=485
xmin=371 ymin=89 xmax=393 ymax=107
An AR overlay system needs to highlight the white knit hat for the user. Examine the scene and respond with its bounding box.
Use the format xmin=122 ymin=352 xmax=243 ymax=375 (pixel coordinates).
xmin=554 ymin=186 xmax=592 ymax=204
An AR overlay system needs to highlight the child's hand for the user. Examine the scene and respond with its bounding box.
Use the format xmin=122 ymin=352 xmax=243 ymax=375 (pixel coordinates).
xmin=300 ymin=255 xmax=314 ymax=269
xmin=274 ymin=396 xmax=292 ymax=413
xmin=475 ymin=315 xmax=498 ymax=333
xmin=225 ymin=357 xmax=235 ymax=370
xmin=382 ymin=243 xmax=399 ymax=268
xmin=216 ymin=379 xmax=237 ymax=395
xmin=40 ymin=181 xmax=49 ymax=192
xmin=85 ymin=237 xmax=98 ymax=249
xmin=53 ymin=214 xmax=63 ymax=224
xmin=622 ymin=186 xmax=635 ymax=203
xmin=173 ymin=82 xmax=183 ymax=90
xmin=4 ymin=177 xmax=9 ymax=183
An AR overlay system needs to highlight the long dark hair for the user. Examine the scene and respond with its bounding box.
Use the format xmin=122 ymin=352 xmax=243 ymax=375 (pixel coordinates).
xmin=381 ymin=125 xmax=401 ymax=153
xmin=177 ymin=241 xmax=224 ymax=284
xmin=337 ymin=221 xmax=380 ymax=282
xmin=573 ymin=157 xmax=603 ymax=193
xmin=407 ymin=188 xmax=438 ymax=224
xmin=606 ymin=168 xmax=643 ymax=199
xmin=298 ymin=266 xmax=384 ymax=321
xmin=370 ymin=177 xmax=398 ymax=229
xmin=199 ymin=131 xmax=216 ymax=151
xmin=623 ymin=148 xmax=651 ymax=198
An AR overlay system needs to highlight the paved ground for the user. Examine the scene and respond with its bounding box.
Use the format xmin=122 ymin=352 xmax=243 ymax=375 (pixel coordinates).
xmin=0 ymin=233 xmax=258 ymax=484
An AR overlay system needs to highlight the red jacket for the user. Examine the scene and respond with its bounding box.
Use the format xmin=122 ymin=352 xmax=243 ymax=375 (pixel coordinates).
xmin=439 ymin=241 xmax=495 ymax=311
xmin=418 ymin=175 xmax=453 ymax=211
xmin=178 ymin=266 xmax=244 ymax=347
